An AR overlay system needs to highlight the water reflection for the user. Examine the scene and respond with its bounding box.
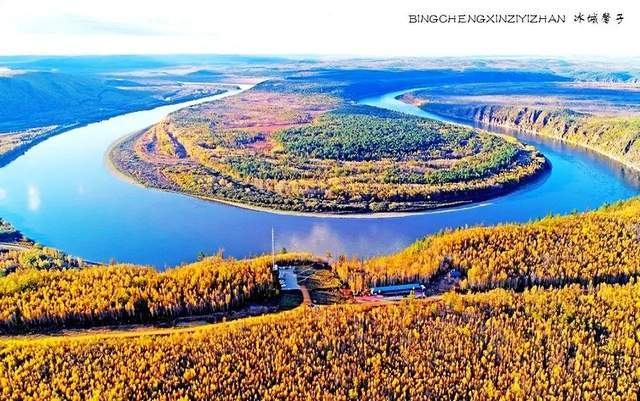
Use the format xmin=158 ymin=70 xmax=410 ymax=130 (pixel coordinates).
xmin=27 ymin=185 xmax=41 ymax=212
xmin=472 ymin=121 xmax=640 ymax=189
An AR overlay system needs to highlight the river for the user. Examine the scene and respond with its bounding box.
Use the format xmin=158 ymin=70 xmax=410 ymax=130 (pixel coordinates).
xmin=0 ymin=87 xmax=638 ymax=267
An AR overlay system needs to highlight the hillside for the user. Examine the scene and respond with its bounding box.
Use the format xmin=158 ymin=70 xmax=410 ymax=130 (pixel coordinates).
xmin=2 ymin=282 xmax=639 ymax=400
xmin=0 ymin=252 xmax=318 ymax=334
xmin=4 ymin=197 xmax=640 ymax=333
xmin=0 ymin=71 xmax=231 ymax=166
xmin=3 ymin=196 xmax=640 ymax=399
xmin=336 ymin=197 xmax=640 ymax=292
xmin=399 ymin=90 xmax=640 ymax=170
xmin=0 ymin=72 xmax=228 ymax=132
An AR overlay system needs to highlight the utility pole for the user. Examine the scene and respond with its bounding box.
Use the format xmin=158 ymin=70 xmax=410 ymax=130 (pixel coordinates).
xmin=271 ymin=227 xmax=276 ymax=271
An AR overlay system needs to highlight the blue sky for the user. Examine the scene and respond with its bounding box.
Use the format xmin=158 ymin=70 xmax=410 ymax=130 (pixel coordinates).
xmin=0 ymin=0 xmax=638 ymax=57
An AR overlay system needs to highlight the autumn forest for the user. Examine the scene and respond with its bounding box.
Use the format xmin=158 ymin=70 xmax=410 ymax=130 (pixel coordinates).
xmin=3 ymin=54 xmax=640 ymax=401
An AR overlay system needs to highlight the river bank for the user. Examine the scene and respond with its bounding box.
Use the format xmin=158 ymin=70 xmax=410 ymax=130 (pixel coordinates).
xmin=397 ymin=92 xmax=640 ymax=174
xmin=0 ymin=87 xmax=637 ymax=266
xmin=0 ymin=88 xmax=233 ymax=168
xmin=107 ymin=125 xmax=550 ymax=218
xmin=107 ymin=85 xmax=550 ymax=216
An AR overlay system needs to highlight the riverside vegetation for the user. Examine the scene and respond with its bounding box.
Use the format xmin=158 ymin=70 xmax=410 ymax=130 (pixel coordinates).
xmin=399 ymin=90 xmax=640 ymax=171
xmin=335 ymin=198 xmax=640 ymax=293
xmin=0 ymin=219 xmax=85 ymax=276
xmin=3 ymin=198 xmax=640 ymax=399
xmin=110 ymin=81 xmax=547 ymax=214
xmin=0 ymin=253 xmax=314 ymax=333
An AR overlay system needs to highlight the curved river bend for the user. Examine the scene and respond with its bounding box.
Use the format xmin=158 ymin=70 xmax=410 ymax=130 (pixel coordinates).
xmin=0 ymin=88 xmax=638 ymax=267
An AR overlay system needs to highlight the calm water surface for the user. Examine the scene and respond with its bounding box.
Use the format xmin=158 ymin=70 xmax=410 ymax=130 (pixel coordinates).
xmin=0 ymin=88 xmax=638 ymax=267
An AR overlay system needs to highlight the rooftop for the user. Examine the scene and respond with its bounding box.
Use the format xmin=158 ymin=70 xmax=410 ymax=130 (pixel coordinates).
xmin=278 ymin=267 xmax=300 ymax=290
xmin=370 ymin=283 xmax=424 ymax=292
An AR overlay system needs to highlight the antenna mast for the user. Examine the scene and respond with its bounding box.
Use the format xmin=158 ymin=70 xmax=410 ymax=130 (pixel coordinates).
xmin=271 ymin=227 xmax=276 ymax=270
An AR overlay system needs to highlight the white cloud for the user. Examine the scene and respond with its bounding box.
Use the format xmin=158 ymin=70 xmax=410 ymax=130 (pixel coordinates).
xmin=27 ymin=184 xmax=40 ymax=211
xmin=0 ymin=188 xmax=7 ymax=200
xmin=282 ymin=224 xmax=345 ymax=256
xmin=0 ymin=0 xmax=638 ymax=57
xmin=0 ymin=67 xmax=24 ymax=76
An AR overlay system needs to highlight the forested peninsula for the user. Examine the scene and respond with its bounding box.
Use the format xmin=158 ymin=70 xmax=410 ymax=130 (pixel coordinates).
xmin=110 ymin=79 xmax=547 ymax=214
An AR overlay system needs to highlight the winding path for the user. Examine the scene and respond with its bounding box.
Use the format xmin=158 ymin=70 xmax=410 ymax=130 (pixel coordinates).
xmin=0 ymin=242 xmax=30 ymax=251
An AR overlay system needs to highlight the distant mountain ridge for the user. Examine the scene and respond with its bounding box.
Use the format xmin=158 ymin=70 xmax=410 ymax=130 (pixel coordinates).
xmin=0 ymin=71 xmax=227 ymax=132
